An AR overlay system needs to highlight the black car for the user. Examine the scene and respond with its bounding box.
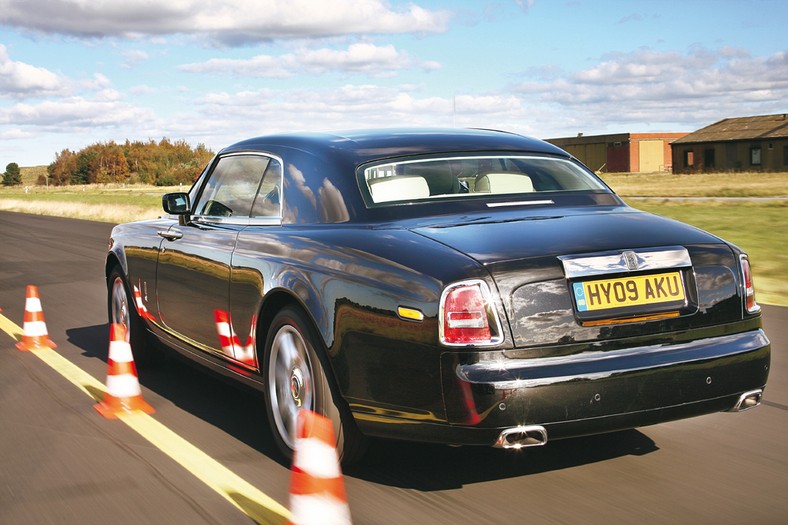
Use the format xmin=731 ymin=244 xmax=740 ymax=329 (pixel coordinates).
xmin=106 ymin=128 xmax=770 ymax=464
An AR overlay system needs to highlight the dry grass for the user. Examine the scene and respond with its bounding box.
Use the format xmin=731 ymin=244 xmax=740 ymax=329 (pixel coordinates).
xmin=0 ymin=198 xmax=161 ymax=224
xmin=630 ymin=199 xmax=787 ymax=307
xmin=0 ymin=180 xmax=180 ymax=223
xmin=600 ymin=171 xmax=788 ymax=197
xmin=19 ymin=165 xmax=48 ymax=186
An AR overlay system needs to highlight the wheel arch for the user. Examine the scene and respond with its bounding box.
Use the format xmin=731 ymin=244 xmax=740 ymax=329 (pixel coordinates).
xmin=105 ymin=252 xmax=144 ymax=322
xmin=255 ymin=288 xmax=345 ymax=392
xmin=105 ymin=240 xmax=131 ymax=285
xmin=105 ymin=252 xmax=123 ymax=282
xmin=256 ymin=288 xmax=330 ymax=356
xmin=257 ymin=269 xmax=335 ymax=351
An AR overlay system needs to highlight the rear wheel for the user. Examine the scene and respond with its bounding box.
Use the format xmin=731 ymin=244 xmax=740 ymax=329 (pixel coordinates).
xmin=107 ymin=267 xmax=158 ymax=366
xmin=263 ymin=306 xmax=367 ymax=465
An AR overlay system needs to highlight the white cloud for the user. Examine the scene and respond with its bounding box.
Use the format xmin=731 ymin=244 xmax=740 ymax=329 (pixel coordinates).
xmin=0 ymin=44 xmax=66 ymax=97
xmin=296 ymin=43 xmax=409 ymax=75
xmin=0 ymin=0 xmax=450 ymax=44
xmin=514 ymin=47 xmax=788 ymax=129
xmin=514 ymin=0 xmax=535 ymax=12
xmin=187 ymin=83 xmax=538 ymax=141
xmin=179 ymin=55 xmax=293 ymax=78
xmin=454 ymin=94 xmax=522 ymax=115
xmin=0 ymin=128 xmax=34 ymax=139
xmin=179 ymin=43 xmax=436 ymax=78
xmin=80 ymin=73 xmax=114 ymax=91
xmin=0 ymin=96 xmax=155 ymax=130
xmin=122 ymin=49 xmax=150 ymax=68
xmin=129 ymin=85 xmax=157 ymax=95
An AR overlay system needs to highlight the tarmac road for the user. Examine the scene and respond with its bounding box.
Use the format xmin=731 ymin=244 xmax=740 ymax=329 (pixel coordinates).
xmin=1 ymin=210 xmax=786 ymax=525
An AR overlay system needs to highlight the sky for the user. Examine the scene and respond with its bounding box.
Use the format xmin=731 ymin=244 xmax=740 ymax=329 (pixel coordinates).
xmin=1 ymin=0 xmax=787 ymax=168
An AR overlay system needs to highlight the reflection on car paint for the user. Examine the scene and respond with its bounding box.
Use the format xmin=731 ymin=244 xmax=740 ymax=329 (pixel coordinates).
xmin=132 ymin=283 xmax=156 ymax=322
xmin=214 ymin=309 xmax=257 ymax=367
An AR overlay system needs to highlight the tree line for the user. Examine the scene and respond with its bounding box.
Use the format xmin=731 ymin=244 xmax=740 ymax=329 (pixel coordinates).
xmin=42 ymin=138 xmax=215 ymax=187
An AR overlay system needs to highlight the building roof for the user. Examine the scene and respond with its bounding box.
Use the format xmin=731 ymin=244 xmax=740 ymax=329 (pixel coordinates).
xmin=673 ymin=114 xmax=788 ymax=144
xmin=547 ymin=132 xmax=686 ymax=146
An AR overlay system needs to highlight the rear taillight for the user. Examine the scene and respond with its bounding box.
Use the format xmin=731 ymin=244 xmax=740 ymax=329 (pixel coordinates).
xmin=440 ymin=280 xmax=503 ymax=346
xmin=739 ymin=254 xmax=760 ymax=314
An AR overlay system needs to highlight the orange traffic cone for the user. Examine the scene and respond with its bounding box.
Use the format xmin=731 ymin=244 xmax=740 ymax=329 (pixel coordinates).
xmin=16 ymin=285 xmax=56 ymax=351
xmin=94 ymin=323 xmax=154 ymax=418
xmin=288 ymin=410 xmax=351 ymax=525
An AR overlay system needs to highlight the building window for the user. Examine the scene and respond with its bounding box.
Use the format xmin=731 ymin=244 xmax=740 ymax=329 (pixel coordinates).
xmin=750 ymin=146 xmax=761 ymax=166
xmin=783 ymin=146 xmax=788 ymax=166
xmin=684 ymin=150 xmax=694 ymax=168
xmin=703 ymin=149 xmax=715 ymax=169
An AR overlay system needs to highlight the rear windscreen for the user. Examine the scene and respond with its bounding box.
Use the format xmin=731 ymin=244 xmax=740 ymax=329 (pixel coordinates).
xmin=362 ymin=155 xmax=609 ymax=205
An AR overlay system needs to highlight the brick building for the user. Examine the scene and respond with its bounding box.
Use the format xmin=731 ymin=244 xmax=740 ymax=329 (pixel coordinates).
xmin=546 ymin=132 xmax=687 ymax=173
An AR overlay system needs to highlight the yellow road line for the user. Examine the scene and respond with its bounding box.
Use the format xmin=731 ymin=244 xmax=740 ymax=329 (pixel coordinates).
xmin=0 ymin=313 xmax=23 ymax=342
xmin=0 ymin=312 xmax=291 ymax=524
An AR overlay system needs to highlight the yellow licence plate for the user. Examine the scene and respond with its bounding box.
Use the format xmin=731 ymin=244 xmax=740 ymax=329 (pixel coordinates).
xmin=573 ymin=271 xmax=685 ymax=312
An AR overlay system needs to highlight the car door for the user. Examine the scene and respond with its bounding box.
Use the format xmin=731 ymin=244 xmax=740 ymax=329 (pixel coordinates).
xmin=156 ymin=153 xmax=270 ymax=357
xmin=228 ymin=156 xmax=284 ymax=367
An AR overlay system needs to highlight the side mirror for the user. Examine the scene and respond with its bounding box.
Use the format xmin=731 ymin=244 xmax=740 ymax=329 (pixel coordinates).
xmin=162 ymin=193 xmax=190 ymax=215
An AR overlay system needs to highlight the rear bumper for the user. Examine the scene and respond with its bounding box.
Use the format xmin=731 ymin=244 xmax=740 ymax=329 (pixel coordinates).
xmin=357 ymin=329 xmax=770 ymax=446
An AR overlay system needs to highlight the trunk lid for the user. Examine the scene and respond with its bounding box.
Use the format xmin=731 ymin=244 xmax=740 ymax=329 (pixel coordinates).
xmin=412 ymin=206 xmax=744 ymax=348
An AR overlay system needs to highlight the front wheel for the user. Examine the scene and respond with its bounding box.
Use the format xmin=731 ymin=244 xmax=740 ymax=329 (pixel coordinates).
xmin=263 ymin=306 xmax=367 ymax=465
xmin=107 ymin=267 xmax=158 ymax=366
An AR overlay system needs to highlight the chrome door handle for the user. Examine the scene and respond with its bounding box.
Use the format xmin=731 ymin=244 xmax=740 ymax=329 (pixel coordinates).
xmin=157 ymin=230 xmax=183 ymax=241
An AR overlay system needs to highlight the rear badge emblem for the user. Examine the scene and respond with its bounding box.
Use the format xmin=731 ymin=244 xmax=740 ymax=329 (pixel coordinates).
xmin=623 ymin=251 xmax=639 ymax=271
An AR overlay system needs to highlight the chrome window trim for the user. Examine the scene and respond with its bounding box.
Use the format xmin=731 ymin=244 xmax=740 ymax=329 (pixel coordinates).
xmin=360 ymin=154 xmax=608 ymax=207
xmin=193 ymin=151 xmax=284 ymax=222
xmin=250 ymin=153 xmax=284 ymax=221
xmin=192 ymin=216 xmax=283 ymax=228
xmin=247 ymin=216 xmax=284 ymax=227
xmin=486 ymin=200 xmax=554 ymax=208
xmin=559 ymin=246 xmax=692 ymax=279
xmin=193 ymin=216 xmax=248 ymax=227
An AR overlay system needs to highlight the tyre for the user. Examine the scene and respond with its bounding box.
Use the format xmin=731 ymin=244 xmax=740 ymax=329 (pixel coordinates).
xmin=263 ymin=306 xmax=367 ymax=465
xmin=107 ymin=267 xmax=158 ymax=366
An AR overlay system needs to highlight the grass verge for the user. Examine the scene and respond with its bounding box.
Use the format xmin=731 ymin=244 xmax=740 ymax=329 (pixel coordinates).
xmin=628 ymin=199 xmax=786 ymax=307
xmin=0 ymin=183 xmax=176 ymax=223
xmin=600 ymin=171 xmax=788 ymax=198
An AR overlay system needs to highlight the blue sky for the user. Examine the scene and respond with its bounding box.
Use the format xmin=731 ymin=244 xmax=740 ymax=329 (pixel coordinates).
xmin=1 ymin=0 xmax=787 ymax=167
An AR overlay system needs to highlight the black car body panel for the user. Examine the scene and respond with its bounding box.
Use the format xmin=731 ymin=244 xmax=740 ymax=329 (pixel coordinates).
xmin=106 ymin=128 xmax=770 ymax=452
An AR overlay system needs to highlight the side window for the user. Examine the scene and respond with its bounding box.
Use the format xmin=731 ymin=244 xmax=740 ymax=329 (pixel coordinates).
xmin=250 ymin=158 xmax=283 ymax=218
xmin=194 ymin=155 xmax=269 ymax=218
xmin=189 ymin=159 xmax=213 ymax=207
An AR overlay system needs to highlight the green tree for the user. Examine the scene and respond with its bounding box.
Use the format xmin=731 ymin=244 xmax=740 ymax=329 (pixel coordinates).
xmin=2 ymin=162 xmax=22 ymax=186
xmin=74 ymin=149 xmax=98 ymax=184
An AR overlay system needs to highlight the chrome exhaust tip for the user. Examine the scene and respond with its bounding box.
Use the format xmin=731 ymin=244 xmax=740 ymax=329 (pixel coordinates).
xmin=728 ymin=389 xmax=763 ymax=412
xmin=493 ymin=425 xmax=548 ymax=449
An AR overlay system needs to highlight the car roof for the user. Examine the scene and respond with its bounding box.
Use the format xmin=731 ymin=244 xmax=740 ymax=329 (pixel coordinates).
xmin=222 ymin=128 xmax=570 ymax=165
